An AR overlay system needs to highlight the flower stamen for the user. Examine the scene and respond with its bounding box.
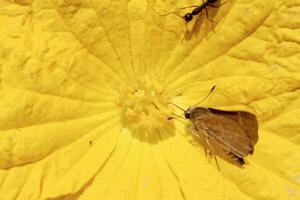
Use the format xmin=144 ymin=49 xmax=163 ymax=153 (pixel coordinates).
xmin=116 ymin=76 xmax=172 ymax=130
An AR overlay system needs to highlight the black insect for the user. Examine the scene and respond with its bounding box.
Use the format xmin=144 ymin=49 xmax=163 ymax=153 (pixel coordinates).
xmin=181 ymin=0 xmax=224 ymax=23
xmin=161 ymin=0 xmax=227 ymax=40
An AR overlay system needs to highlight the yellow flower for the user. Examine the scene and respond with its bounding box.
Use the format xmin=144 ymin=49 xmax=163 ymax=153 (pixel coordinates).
xmin=0 ymin=0 xmax=300 ymax=199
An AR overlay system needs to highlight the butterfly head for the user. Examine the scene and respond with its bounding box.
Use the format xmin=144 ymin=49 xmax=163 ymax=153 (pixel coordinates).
xmin=184 ymin=107 xmax=209 ymax=120
xmin=184 ymin=108 xmax=192 ymax=119
xmin=184 ymin=106 xmax=197 ymax=119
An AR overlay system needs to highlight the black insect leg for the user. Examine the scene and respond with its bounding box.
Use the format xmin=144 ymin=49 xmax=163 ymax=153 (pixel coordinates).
xmin=209 ymin=0 xmax=229 ymax=8
xmin=205 ymin=7 xmax=214 ymax=23
xmin=204 ymin=7 xmax=217 ymax=34
xmin=209 ymin=5 xmax=220 ymax=8
xmin=179 ymin=22 xmax=189 ymax=44
xmin=176 ymin=5 xmax=199 ymax=11
xmin=159 ymin=11 xmax=183 ymax=19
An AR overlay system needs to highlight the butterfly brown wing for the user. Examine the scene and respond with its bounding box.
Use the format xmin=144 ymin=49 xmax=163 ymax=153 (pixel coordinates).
xmin=208 ymin=108 xmax=259 ymax=148
xmin=204 ymin=134 xmax=246 ymax=167
xmin=193 ymin=113 xmax=255 ymax=159
xmin=189 ymin=123 xmax=246 ymax=167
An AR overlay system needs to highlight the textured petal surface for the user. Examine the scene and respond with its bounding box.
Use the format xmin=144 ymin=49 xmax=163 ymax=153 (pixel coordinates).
xmin=0 ymin=0 xmax=300 ymax=200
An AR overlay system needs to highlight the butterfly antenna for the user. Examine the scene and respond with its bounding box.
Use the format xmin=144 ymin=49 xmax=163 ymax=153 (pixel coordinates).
xmin=194 ymin=85 xmax=216 ymax=106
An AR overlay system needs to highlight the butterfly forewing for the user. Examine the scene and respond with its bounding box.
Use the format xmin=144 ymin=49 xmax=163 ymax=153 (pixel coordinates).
xmin=208 ymin=109 xmax=258 ymax=147
xmin=195 ymin=114 xmax=252 ymax=156
xmin=188 ymin=107 xmax=258 ymax=167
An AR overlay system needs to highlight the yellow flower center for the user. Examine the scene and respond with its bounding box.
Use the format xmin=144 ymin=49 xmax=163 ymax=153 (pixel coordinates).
xmin=116 ymin=76 xmax=172 ymax=130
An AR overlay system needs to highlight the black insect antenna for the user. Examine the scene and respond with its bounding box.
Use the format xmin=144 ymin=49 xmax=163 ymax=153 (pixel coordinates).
xmin=159 ymin=11 xmax=183 ymax=19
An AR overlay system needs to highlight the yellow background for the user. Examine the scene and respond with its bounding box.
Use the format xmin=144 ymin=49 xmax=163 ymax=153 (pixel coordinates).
xmin=0 ymin=0 xmax=300 ymax=199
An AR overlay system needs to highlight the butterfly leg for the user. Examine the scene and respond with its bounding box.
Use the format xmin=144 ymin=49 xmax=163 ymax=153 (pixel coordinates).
xmin=213 ymin=154 xmax=220 ymax=171
xmin=188 ymin=125 xmax=210 ymax=156
xmin=203 ymin=132 xmax=221 ymax=171
xmin=189 ymin=126 xmax=219 ymax=170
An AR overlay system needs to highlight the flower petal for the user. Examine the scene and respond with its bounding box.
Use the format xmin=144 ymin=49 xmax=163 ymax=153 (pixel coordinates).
xmin=1 ymin=0 xmax=300 ymax=199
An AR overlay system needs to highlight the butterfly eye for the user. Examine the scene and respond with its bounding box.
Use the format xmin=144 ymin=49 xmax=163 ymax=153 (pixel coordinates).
xmin=184 ymin=111 xmax=190 ymax=119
